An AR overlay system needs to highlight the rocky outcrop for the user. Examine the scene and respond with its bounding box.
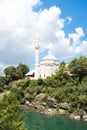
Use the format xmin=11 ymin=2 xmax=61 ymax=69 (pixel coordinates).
xmin=25 ymin=93 xmax=70 ymax=116
xmin=35 ymin=93 xmax=46 ymax=101
xmin=83 ymin=114 xmax=87 ymax=121
xmin=25 ymin=96 xmax=87 ymax=122
xmin=25 ymin=93 xmax=58 ymax=115
xmin=70 ymin=112 xmax=81 ymax=120
xmin=58 ymin=109 xmax=66 ymax=114
xmin=25 ymin=100 xmax=57 ymax=115
xmin=42 ymin=108 xmax=57 ymax=115
xmin=59 ymin=102 xmax=70 ymax=110
xmin=70 ymin=111 xmax=87 ymax=121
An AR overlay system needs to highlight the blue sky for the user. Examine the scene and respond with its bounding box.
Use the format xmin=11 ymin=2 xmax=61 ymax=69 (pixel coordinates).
xmin=40 ymin=0 xmax=87 ymax=35
xmin=0 ymin=0 xmax=87 ymax=72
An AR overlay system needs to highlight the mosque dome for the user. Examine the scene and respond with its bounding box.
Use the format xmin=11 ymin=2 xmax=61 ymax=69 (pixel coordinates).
xmin=42 ymin=54 xmax=57 ymax=61
xmin=42 ymin=51 xmax=57 ymax=61
xmin=40 ymin=51 xmax=59 ymax=66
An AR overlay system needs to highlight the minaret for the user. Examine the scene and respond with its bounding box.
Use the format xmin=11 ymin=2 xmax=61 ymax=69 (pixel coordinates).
xmin=35 ymin=33 xmax=40 ymax=79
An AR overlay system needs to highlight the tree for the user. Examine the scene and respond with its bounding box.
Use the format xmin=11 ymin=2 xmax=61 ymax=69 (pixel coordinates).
xmin=17 ymin=63 xmax=29 ymax=78
xmin=55 ymin=63 xmax=67 ymax=77
xmin=4 ymin=63 xmax=29 ymax=81
xmin=55 ymin=63 xmax=68 ymax=85
xmin=68 ymin=56 xmax=87 ymax=82
xmin=37 ymin=78 xmax=43 ymax=86
xmin=0 ymin=76 xmax=7 ymax=92
xmin=4 ymin=66 xmax=17 ymax=81
xmin=0 ymin=93 xmax=27 ymax=130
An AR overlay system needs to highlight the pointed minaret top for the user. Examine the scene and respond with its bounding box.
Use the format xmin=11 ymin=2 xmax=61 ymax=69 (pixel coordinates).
xmin=48 ymin=50 xmax=51 ymax=55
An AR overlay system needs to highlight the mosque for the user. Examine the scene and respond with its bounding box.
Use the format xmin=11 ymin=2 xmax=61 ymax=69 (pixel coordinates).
xmin=25 ymin=36 xmax=59 ymax=79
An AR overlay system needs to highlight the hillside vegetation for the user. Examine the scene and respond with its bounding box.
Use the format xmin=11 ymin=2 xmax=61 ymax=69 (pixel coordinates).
xmin=0 ymin=56 xmax=87 ymax=115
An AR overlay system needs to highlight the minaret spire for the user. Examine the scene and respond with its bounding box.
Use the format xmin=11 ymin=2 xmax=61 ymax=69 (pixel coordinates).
xmin=35 ymin=32 xmax=40 ymax=79
xmin=35 ymin=32 xmax=39 ymax=65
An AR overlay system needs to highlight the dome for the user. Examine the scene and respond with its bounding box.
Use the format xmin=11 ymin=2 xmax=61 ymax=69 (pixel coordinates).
xmin=42 ymin=54 xmax=57 ymax=61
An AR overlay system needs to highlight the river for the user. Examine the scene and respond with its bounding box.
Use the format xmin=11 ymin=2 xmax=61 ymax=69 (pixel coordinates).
xmin=24 ymin=111 xmax=87 ymax=130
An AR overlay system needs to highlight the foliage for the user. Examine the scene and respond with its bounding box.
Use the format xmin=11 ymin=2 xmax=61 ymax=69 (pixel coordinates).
xmin=17 ymin=63 xmax=29 ymax=78
xmin=4 ymin=66 xmax=17 ymax=81
xmin=4 ymin=63 xmax=29 ymax=82
xmin=68 ymin=56 xmax=87 ymax=82
xmin=55 ymin=62 xmax=67 ymax=77
xmin=0 ymin=76 xmax=7 ymax=92
xmin=0 ymin=93 xmax=27 ymax=130
xmin=2 ymin=56 xmax=87 ymax=114
xmin=37 ymin=78 xmax=43 ymax=86
xmin=29 ymin=79 xmax=38 ymax=87
xmin=54 ymin=87 xmax=67 ymax=102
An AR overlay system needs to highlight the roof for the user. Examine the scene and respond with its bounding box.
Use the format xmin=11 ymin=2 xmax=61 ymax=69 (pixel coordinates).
xmin=42 ymin=54 xmax=57 ymax=61
xmin=0 ymin=73 xmax=5 ymax=77
xmin=25 ymin=70 xmax=35 ymax=76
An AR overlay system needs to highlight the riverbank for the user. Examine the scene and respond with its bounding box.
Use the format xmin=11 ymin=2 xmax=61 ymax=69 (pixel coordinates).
xmin=22 ymin=93 xmax=87 ymax=122
xmin=24 ymin=93 xmax=69 ymax=115
xmin=22 ymin=104 xmax=87 ymax=122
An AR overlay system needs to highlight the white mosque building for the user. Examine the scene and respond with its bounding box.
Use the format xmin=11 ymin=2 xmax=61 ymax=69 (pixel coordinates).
xmin=25 ymin=36 xmax=59 ymax=79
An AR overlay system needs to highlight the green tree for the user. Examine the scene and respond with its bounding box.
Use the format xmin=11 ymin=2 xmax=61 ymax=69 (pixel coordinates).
xmin=68 ymin=56 xmax=87 ymax=82
xmin=0 ymin=76 xmax=7 ymax=92
xmin=55 ymin=63 xmax=67 ymax=77
xmin=4 ymin=66 xmax=17 ymax=81
xmin=17 ymin=63 xmax=29 ymax=78
xmin=4 ymin=63 xmax=29 ymax=81
xmin=54 ymin=63 xmax=68 ymax=86
xmin=0 ymin=93 xmax=26 ymax=130
xmin=37 ymin=78 xmax=43 ymax=86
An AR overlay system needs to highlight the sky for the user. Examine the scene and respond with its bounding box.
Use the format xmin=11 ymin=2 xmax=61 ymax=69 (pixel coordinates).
xmin=0 ymin=0 xmax=87 ymax=72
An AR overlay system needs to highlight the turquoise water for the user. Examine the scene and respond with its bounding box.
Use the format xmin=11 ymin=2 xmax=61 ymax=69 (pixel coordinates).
xmin=24 ymin=112 xmax=87 ymax=130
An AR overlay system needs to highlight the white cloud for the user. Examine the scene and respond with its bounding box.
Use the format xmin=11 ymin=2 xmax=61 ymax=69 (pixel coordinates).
xmin=37 ymin=6 xmax=64 ymax=52
xmin=66 ymin=16 xmax=72 ymax=24
xmin=0 ymin=0 xmax=40 ymax=65
xmin=69 ymin=27 xmax=85 ymax=47
xmin=75 ymin=40 xmax=87 ymax=55
xmin=75 ymin=27 xmax=84 ymax=37
xmin=0 ymin=63 xmax=4 ymax=69
xmin=0 ymin=0 xmax=87 ymax=71
xmin=0 ymin=63 xmax=6 ymax=72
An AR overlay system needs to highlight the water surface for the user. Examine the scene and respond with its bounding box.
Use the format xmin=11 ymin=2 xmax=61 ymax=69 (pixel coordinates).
xmin=24 ymin=112 xmax=87 ymax=130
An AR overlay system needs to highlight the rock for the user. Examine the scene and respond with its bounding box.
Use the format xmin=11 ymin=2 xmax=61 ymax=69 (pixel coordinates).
xmin=35 ymin=93 xmax=46 ymax=101
xmin=25 ymin=93 xmax=58 ymax=115
xmin=35 ymin=104 xmax=45 ymax=111
xmin=44 ymin=108 xmax=56 ymax=115
xmin=70 ymin=112 xmax=81 ymax=120
xmin=40 ymin=102 xmax=47 ymax=106
xmin=53 ymin=103 xmax=57 ymax=108
xmin=47 ymin=97 xmax=56 ymax=102
xmin=74 ymin=115 xmax=80 ymax=120
xmin=59 ymin=102 xmax=69 ymax=110
xmin=25 ymin=100 xmax=30 ymax=105
xmin=83 ymin=114 xmax=87 ymax=121
xmin=59 ymin=109 xmax=66 ymax=114
xmin=25 ymin=100 xmax=34 ymax=107
xmin=47 ymin=97 xmax=57 ymax=108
